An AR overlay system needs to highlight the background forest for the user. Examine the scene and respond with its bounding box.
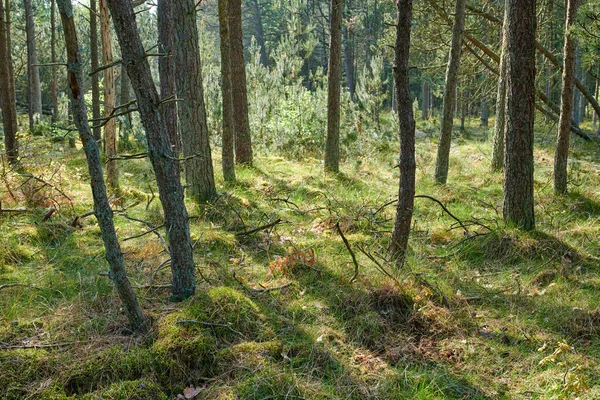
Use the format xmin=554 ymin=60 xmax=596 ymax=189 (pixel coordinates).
xmin=1 ymin=0 xmax=600 ymax=398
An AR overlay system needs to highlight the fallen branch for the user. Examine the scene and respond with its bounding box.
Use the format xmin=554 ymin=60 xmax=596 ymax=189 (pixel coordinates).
xmin=236 ymin=218 xmax=282 ymax=237
xmin=355 ymin=245 xmax=401 ymax=287
xmin=335 ymin=222 xmax=359 ymax=283
xmin=118 ymin=213 xmax=169 ymax=255
xmin=0 ymin=283 xmax=39 ymax=291
xmin=415 ymin=195 xmax=469 ymax=234
xmin=122 ymin=223 xmax=165 ymax=241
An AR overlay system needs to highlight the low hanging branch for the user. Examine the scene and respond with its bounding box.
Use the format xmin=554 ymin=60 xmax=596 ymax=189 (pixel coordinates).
xmin=335 ymin=222 xmax=359 ymax=283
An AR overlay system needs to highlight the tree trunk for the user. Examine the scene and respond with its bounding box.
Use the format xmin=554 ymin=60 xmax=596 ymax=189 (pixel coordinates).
xmin=55 ymin=0 xmax=148 ymax=333
xmin=491 ymin=5 xmax=508 ymax=172
xmin=554 ymin=0 xmax=578 ymax=195
xmin=503 ymin=0 xmax=536 ymax=231
xmin=324 ymin=0 xmax=343 ymax=173
xmin=24 ymin=0 xmax=42 ymax=130
xmin=118 ymin=64 xmax=132 ymax=144
xmin=50 ymin=0 xmax=58 ymax=122
xmin=544 ymin=0 xmax=554 ymax=123
xmin=421 ymin=81 xmax=429 ymax=120
xmin=229 ymin=0 xmax=253 ymax=164
xmin=434 ymin=0 xmax=466 ymax=184
xmin=578 ymin=68 xmax=586 ymax=124
xmin=571 ymin=50 xmax=581 ymax=127
xmin=0 ymin=0 xmax=18 ymax=164
xmin=157 ymin=0 xmax=179 ymax=153
xmin=342 ymin=26 xmax=355 ymax=100
xmin=106 ymin=0 xmax=197 ymax=301
xmin=460 ymin=88 xmax=466 ymax=131
xmin=251 ymin=0 xmax=268 ymax=67
xmin=172 ymin=0 xmax=217 ymax=203
xmin=219 ymin=0 xmax=236 ymax=182
xmin=389 ymin=0 xmax=415 ymax=267
xmin=90 ymin=0 xmax=101 ymax=141
xmin=100 ymin=0 xmax=119 ymax=193
xmin=594 ymin=63 xmax=599 ymax=128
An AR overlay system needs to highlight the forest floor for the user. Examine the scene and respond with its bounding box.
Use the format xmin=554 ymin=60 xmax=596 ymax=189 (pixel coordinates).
xmin=1 ymin=118 xmax=600 ymax=399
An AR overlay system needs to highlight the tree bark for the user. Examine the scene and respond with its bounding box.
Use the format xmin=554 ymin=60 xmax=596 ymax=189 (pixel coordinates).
xmin=157 ymin=0 xmax=179 ymax=153
xmin=106 ymin=0 xmax=197 ymax=301
xmin=0 ymin=0 xmax=18 ymax=164
xmin=90 ymin=0 xmax=101 ymax=141
xmin=342 ymin=25 xmax=355 ymax=100
xmin=503 ymin=0 xmax=536 ymax=231
xmin=229 ymin=0 xmax=253 ymax=164
xmin=55 ymin=0 xmax=148 ymax=333
xmin=324 ymin=0 xmax=343 ymax=173
xmin=491 ymin=5 xmax=508 ymax=172
xmin=218 ymin=0 xmax=236 ymax=182
xmin=24 ymin=0 xmax=42 ymax=130
xmin=554 ymin=0 xmax=578 ymax=195
xmin=594 ymin=63 xmax=599 ymax=128
xmin=118 ymin=64 xmax=132 ymax=144
xmin=100 ymin=0 xmax=119 ymax=193
xmin=251 ymin=0 xmax=268 ymax=67
xmin=544 ymin=0 xmax=554 ymax=123
xmin=172 ymin=0 xmax=216 ymax=203
xmin=389 ymin=0 xmax=415 ymax=267
xmin=434 ymin=0 xmax=466 ymax=184
xmin=421 ymin=81 xmax=429 ymax=120
xmin=50 ymin=0 xmax=58 ymax=122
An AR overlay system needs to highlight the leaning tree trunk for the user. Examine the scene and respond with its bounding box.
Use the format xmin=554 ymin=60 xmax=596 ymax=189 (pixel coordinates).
xmin=55 ymin=0 xmax=148 ymax=333
xmin=106 ymin=0 xmax=197 ymax=301
xmin=229 ymin=0 xmax=253 ymax=164
xmin=90 ymin=0 xmax=101 ymax=141
xmin=503 ymin=0 xmax=536 ymax=231
xmin=389 ymin=0 xmax=415 ymax=267
xmin=218 ymin=0 xmax=236 ymax=182
xmin=324 ymin=0 xmax=343 ymax=173
xmin=554 ymin=0 xmax=578 ymax=195
xmin=172 ymin=0 xmax=216 ymax=203
xmin=0 ymin=0 xmax=18 ymax=164
xmin=99 ymin=0 xmax=119 ymax=193
xmin=491 ymin=4 xmax=508 ymax=172
xmin=24 ymin=0 xmax=42 ymax=130
xmin=434 ymin=0 xmax=467 ymax=184
xmin=157 ymin=0 xmax=179 ymax=153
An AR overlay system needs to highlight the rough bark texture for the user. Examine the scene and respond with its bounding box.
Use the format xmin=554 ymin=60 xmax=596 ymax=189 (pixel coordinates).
xmin=0 ymin=0 xmax=18 ymax=164
xmin=324 ymin=0 xmax=343 ymax=173
xmin=389 ymin=0 xmax=415 ymax=267
xmin=100 ymin=0 xmax=119 ymax=193
xmin=172 ymin=0 xmax=217 ymax=203
xmin=503 ymin=0 xmax=536 ymax=231
xmin=106 ymin=0 xmax=197 ymax=301
xmin=554 ymin=0 xmax=578 ymax=195
xmin=229 ymin=0 xmax=253 ymax=164
xmin=342 ymin=26 xmax=355 ymax=100
xmin=50 ymin=0 xmax=58 ymax=122
xmin=434 ymin=0 xmax=466 ymax=184
xmin=157 ymin=0 xmax=179 ymax=153
xmin=218 ymin=0 xmax=236 ymax=182
xmin=55 ymin=0 xmax=148 ymax=333
xmin=252 ymin=0 xmax=268 ymax=67
xmin=24 ymin=0 xmax=42 ymax=129
xmin=491 ymin=5 xmax=508 ymax=172
xmin=90 ymin=0 xmax=101 ymax=141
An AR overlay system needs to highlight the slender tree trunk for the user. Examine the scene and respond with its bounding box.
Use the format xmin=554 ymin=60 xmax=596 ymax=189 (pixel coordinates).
xmin=554 ymin=0 xmax=578 ymax=195
xmin=106 ymin=0 xmax=197 ymax=301
xmin=219 ymin=0 xmax=236 ymax=182
xmin=24 ymin=0 xmax=42 ymax=130
xmin=90 ymin=0 xmax=101 ymax=142
xmin=594 ymin=63 xmax=599 ymax=128
xmin=434 ymin=0 xmax=466 ymax=184
xmin=491 ymin=5 xmax=508 ymax=171
xmin=324 ymin=0 xmax=343 ymax=173
xmin=572 ymin=50 xmax=581 ymax=127
xmin=251 ymin=0 xmax=268 ymax=67
xmin=118 ymin=64 xmax=132 ymax=144
xmin=460 ymin=88 xmax=466 ymax=131
xmin=503 ymin=0 xmax=536 ymax=231
xmin=389 ymin=0 xmax=415 ymax=267
xmin=50 ymin=0 xmax=58 ymax=122
xmin=421 ymin=81 xmax=429 ymax=120
xmin=578 ymin=68 xmax=586 ymax=123
xmin=55 ymin=0 xmax=148 ymax=333
xmin=157 ymin=0 xmax=179 ymax=153
xmin=0 ymin=0 xmax=18 ymax=164
xmin=544 ymin=0 xmax=554 ymax=123
xmin=342 ymin=26 xmax=355 ymax=100
xmin=229 ymin=0 xmax=253 ymax=164
xmin=100 ymin=0 xmax=119 ymax=193
xmin=172 ymin=0 xmax=217 ymax=203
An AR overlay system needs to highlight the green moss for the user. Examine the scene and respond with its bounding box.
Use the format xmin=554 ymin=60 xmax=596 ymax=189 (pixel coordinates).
xmin=234 ymin=366 xmax=305 ymax=399
xmin=0 ymin=349 xmax=55 ymax=400
xmin=215 ymin=340 xmax=283 ymax=376
xmin=81 ymin=379 xmax=167 ymax=400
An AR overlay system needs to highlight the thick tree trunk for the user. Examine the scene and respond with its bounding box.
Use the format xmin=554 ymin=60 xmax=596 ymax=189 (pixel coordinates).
xmin=434 ymin=0 xmax=466 ymax=184
xmin=491 ymin=6 xmax=508 ymax=172
xmin=251 ymin=0 xmax=268 ymax=67
xmin=218 ymin=0 xmax=236 ymax=182
xmin=100 ymin=0 xmax=119 ymax=193
xmin=324 ymin=0 xmax=343 ymax=173
xmin=55 ymin=0 xmax=148 ymax=333
xmin=50 ymin=0 xmax=58 ymax=122
xmin=157 ymin=0 xmax=179 ymax=153
xmin=90 ymin=0 xmax=101 ymax=141
xmin=389 ymin=0 xmax=415 ymax=267
xmin=554 ymin=0 xmax=578 ymax=195
xmin=24 ymin=0 xmax=42 ymax=130
xmin=342 ymin=26 xmax=355 ymax=100
xmin=0 ymin=0 xmax=18 ymax=164
xmin=229 ymin=0 xmax=253 ymax=164
xmin=503 ymin=0 xmax=536 ymax=231
xmin=421 ymin=81 xmax=429 ymax=120
xmin=172 ymin=0 xmax=216 ymax=203
xmin=107 ymin=0 xmax=197 ymax=301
